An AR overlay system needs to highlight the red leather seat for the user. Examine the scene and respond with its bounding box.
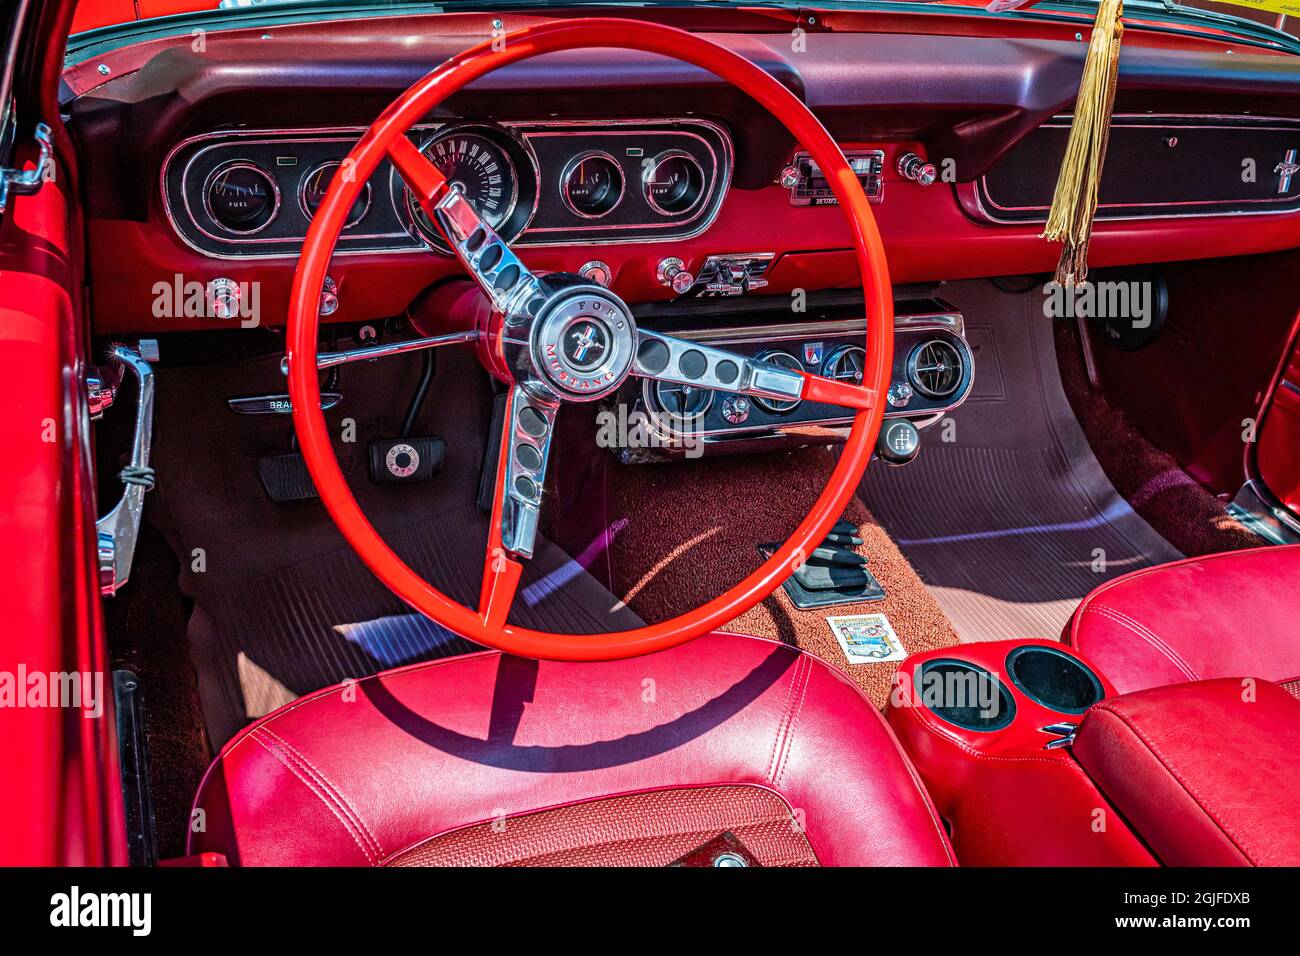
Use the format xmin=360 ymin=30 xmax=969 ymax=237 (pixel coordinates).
xmin=189 ymin=632 xmax=955 ymax=866
xmin=1073 ymin=678 xmax=1300 ymax=866
xmin=1066 ymin=545 xmax=1300 ymax=695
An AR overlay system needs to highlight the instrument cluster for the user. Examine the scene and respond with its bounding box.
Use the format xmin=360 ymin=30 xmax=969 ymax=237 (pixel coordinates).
xmin=163 ymin=119 xmax=732 ymax=259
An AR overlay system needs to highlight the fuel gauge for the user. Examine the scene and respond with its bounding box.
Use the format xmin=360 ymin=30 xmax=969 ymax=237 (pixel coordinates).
xmin=560 ymin=151 xmax=624 ymax=219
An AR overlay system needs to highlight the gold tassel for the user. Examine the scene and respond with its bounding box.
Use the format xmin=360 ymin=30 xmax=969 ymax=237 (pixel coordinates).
xmin=1042 ymin=0 xmax=1124 ymax=286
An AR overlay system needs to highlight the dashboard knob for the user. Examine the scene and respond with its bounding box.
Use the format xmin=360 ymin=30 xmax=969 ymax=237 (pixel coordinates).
xmin=205 ymin=277 xmax=241 ymax=321
xmin=877 ymin=419 xmax=921 ymax=465
xmin=721 ymin=395 xmax=751 ymax=425
xmin=887 ymin=381 xmax=914 ymax=408
xmin=778 ymin=164 xmax=802 ymax=189
xmin=657 ymin=257 xmax=695 ymax=295
xmin=897 ymin=152 xmax=938 ymax=186
xmin=319 ymin=276 xmax=339 ymax=317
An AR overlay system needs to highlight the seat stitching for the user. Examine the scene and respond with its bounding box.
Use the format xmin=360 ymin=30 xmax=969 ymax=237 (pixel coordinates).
xmin=259 ymin=727 xmax=384 ymax=860
xmin=1082 ymin=604 xmax=1199 ymax=680
xmin=773 ymin=655 xmax=813 ymax=790
xmin=1088 ymin=703 xmax=1258 ymax=865
xmin=247 ymin=730 xmax=378 ymax=866
xmin=766 ymin=654 xmax=807 ymax=785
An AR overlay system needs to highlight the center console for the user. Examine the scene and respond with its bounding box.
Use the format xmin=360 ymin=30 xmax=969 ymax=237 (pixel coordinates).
xmin=611 ymin=292 xmax=974 ymax=462
xmin=887 ymin=641 xmax=1157 ymax=867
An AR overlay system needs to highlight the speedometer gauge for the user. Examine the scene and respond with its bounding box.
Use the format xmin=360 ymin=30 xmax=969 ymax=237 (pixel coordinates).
xmin=405 ymin=130 xmax=519 ymax=247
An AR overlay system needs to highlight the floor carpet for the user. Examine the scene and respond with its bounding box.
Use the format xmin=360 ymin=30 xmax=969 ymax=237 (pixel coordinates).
xmin=607 ymin=449 xmax=962 ymax=710
xmin=1054 ymin=319 xmax=1264 ymax=557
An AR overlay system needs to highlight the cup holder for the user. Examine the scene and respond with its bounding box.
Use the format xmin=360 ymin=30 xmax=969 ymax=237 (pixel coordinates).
xmin=916 ymin=659 xmax=1016 ymax=732
xmin=1006 ymin=646 xmax=1104 ymax=715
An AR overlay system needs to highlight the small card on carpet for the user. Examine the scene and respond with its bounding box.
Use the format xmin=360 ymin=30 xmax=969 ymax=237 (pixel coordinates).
xmin=827 ymin=613 xmax=906 ymax=664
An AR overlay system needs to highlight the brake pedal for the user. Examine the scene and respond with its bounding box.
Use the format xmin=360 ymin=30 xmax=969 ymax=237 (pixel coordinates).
xmin=369 ymin=436 xmax=444 ymax=484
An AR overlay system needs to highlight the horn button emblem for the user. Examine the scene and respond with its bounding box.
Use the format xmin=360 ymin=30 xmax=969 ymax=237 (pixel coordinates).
xmin=531 ymin=288 xmax=636 ymax=401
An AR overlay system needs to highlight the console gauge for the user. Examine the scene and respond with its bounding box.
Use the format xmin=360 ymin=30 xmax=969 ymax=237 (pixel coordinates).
xmin=203 ymin=162 xmax=279 ymax=234
xmin=652 ymin=380 xmax=714 ymax=421
xmin=561 ymin=151 xmax=624 ymax=218
xmin=300 ymin=162 xmax=372 ymax=229
xmin=643 ymin=150 xmax=706 ymax=216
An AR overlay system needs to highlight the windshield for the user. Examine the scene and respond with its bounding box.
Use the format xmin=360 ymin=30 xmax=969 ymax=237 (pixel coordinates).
xmin=68 ymin=0 xmax=1299 ymax=46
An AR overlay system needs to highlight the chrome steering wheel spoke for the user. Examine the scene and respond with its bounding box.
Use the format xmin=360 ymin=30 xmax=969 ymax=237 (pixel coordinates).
xmin=497 ymin=385 xmax=560 ymax=560
xmin=388 ymin=137 xmax=543 ymax=321
xmin=632 ymin=329 xmax=804 ymax=404
xmin=632 ymin=329 xmax=877 ymax=411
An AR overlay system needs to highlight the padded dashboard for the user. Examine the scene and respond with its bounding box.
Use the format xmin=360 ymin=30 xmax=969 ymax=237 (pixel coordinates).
xmin=65 ymin=11 xmax=1300 ymax=335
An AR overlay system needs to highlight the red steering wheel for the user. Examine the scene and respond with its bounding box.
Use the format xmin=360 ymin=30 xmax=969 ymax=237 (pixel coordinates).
xmin=287 ymin=19 xmax=894 ymax=660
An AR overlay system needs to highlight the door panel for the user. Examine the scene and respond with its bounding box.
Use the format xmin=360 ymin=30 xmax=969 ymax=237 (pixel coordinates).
xmin=1257 ymin=318 xmax=1300 ymax=515
xmin=0 ymin=137 xmax=126 ymax=865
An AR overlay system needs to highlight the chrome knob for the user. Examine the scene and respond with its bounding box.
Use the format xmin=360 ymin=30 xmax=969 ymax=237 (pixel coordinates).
xmin=319 ymin=276 xmax=339 ymax=317
xmin=657 ymin=257 xmax=695 ymax=295
xmin=779 ymin=164 xmax=801 ymax=189
xmin=721 ymin=395 xmax=751 ymax=425
xmin=897 ymin=152 xmax=938 ymax=186
xmin=887 ymin=381 xmax=914 ymax=408
xmin=205 ymin=277 xmax=241 ymax=320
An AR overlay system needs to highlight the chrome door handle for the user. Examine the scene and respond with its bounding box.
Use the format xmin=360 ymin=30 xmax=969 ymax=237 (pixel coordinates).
xmin=95 ymin=346 xmax=157 ymax=595
xmin=0 ymin=123 xmax=53 ymax=215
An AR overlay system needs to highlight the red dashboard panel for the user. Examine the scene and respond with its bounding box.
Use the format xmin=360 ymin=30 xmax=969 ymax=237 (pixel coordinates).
xmin=92 ymin=152 xmax=1300 ymax=334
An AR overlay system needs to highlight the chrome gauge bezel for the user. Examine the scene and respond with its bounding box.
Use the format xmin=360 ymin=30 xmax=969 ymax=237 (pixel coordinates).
xmin=201 ymin=160 xmax=281 ymax=236
xmin=907 ymin=338 xmax=965 ymax=399
xmin=642 ymin=149 xmax=707 ymax=218
xmin=820 ymin=345 xmax=868 ymax=386
xmin=298 ymin=161 xmax=372 ymax=231
xmin=390 ymin=122 xmax=539 ymax=255
xmin=559 ymin=149 xmax=625 ymax=220
xmin=643 ymin=376 xmax=716 ymax=424
xmin=752 ymin=350 xmax=805 ymax=414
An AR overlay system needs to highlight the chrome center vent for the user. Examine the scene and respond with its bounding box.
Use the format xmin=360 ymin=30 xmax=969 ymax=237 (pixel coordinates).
xmin=907 ymin=339 xmax=964 ymax=399
xmin=752 ymin=351 xmax=804 ymax=414
xmin=821 ymin=345 xmax=866 ymax=386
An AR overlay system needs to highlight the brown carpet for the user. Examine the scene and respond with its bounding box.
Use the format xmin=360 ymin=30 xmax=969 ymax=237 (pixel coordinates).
xmin=1055 ymin=319 xmax=1263 ymax=557
xmin=607 ymin=449 xmax=960 ymax=710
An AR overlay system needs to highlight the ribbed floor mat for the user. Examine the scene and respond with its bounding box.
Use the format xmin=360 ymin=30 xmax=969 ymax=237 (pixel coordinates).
xmin=145 ymin=348 xmax=640 ymax=748
xmin=190 ymin=504 xmax=641 ymax=747
xmin=860 ymin=281 xmax=1182 ymax=643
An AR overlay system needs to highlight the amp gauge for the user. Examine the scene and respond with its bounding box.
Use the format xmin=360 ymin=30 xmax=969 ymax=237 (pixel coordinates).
xmin=561 ymin=151 xmax=624 ymax=218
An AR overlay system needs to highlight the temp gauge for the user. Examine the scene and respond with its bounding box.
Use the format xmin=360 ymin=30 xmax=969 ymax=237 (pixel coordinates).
xmin=203 ymin=161 xmax=279 ymax=234
xmin=643 ymin=150 xmax=706 ymax=217
xmin=560 ymin=151 xmax=624 ymax=218
xmin=299 ymin=162 xmax=371 ymax=230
